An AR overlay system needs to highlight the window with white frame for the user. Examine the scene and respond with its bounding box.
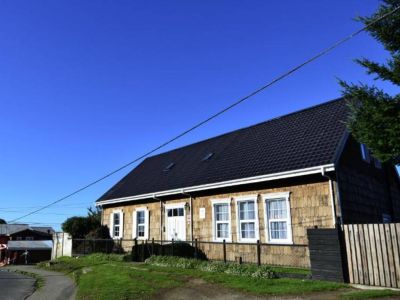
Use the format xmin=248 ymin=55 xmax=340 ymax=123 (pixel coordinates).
xmin=264 ymin=193 xmax=292 ymax=244
xmin=360 ymin=143 xmax=371 ymax=163
xmin=236 ymin=196 xmax=259 ymax=242
xmin=133 ymin=208 xmax=149 ymax=240
xmin=109 ymin=210 xmax=123 ymax=239
xmin=113 ymin=212 xmax=121 ymax=238
xmin=136 ymin=210 xmax=146 ymax=238
xmin=212 ymin=200 xmax=231 ymax=241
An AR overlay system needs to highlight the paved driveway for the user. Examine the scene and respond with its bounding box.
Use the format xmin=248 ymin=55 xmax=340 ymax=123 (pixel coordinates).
xmin=4 ymin=265 xmax=76 ymax=300
xmin=0 ymin=269 xmax=36 ymax=300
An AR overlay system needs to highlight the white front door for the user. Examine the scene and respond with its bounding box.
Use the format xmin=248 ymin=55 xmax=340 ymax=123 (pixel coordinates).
xmin=166 ymin=206 xmax=186 ymax=241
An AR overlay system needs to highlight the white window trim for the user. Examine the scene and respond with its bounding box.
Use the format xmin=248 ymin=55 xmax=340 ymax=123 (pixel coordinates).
xmin=263 ymin=192 xmax=293 ymax=245
xmin=211 ymin=199 xmax=232 ymax=242
xmin=235 ymin=195 xmax=259 ymax=243
xmin=109 ymin=209 xmax=124 ymax=239
xmin=360 ymin=143 xmax=371 ymax=163
xmin=132 ymin=207 xmax=149 ymax=240
xmin=164 ymin=202 xmax=187 ymax=209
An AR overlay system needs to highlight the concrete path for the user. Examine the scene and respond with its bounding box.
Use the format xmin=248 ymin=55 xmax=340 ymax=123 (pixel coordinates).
xmin=4 ymin=265 xmax=76 ymax=300
xmin=0 ymin=269 xmax=36 ymax=300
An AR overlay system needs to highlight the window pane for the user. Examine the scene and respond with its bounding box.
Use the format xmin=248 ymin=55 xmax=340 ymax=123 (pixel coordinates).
xmin=137 ymin=225 xmax=145 ymax=237
xmin=217 ymin=223 xmax=229 ymax=238
xmin=267 ymin=199 xmax=287 ymax=219
xmin=240 ymin=222 xmax=255 ymax=238
xmin=270 ymin=221 xmax=287 ymax=239
xmin=239 ymin=201 xmax=255 ymax=220
xmin=113 ymin=213 xmax=120 ymax=225
xmin=137 ymin=211 xmax=145 ymax=224
xmin=114 ymin=226 xmax=119 ymax=237
xmin=178 ymin=208 xmax=184 ymax=216
xmin=215 ymin=204 xmax=229 ymax=221
xmin=167 ymin=209 xmax=172 ymax=217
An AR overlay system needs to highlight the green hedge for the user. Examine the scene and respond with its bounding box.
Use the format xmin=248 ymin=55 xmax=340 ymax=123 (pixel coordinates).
xmin=145 ymin=255 xmax=276 ymax=279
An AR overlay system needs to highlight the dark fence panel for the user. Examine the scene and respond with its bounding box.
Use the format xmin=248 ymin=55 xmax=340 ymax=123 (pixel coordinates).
xmin=308 ymin=228 xmax=348 ymax=282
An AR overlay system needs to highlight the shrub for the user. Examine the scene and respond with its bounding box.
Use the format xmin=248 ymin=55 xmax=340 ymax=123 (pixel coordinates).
xmin=145 ymin=256 xmax=276 ymax=279
xmin=251 ymin=265 xmax=276 ymax=279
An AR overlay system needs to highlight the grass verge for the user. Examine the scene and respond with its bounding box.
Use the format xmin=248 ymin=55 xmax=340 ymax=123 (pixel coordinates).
xmin=140 ymin=263 xmax=343 ymax=296
xmin=341 ymin=289 xmax=400 ymax=299
xmin=38 ymin=254 xmax=346 ymax=299
xmin=38 ymin=254 xmax=184 ymax=300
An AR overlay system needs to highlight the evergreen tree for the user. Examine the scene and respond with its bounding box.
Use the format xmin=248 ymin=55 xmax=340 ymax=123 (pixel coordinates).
xmin=340 ymin=0 xmax=400 ymax=164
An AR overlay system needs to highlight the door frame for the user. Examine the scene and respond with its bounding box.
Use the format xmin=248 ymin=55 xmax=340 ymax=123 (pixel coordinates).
xmin=165 ymin=202 xmax=186 ymax=241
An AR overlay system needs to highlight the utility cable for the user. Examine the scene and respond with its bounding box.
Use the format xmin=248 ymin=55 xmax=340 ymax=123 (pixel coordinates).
xmin=9 ymin=5 xmax=400 ymax=223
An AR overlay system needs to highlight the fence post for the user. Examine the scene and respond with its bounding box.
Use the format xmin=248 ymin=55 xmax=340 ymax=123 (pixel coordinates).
xmin=171 ymin=238 xmax=174 ymax=257
xmin=194 ymin=239 xmax=198 ymax=259
xmin=93 ymin=239 xmax=96 ymax=254
xmin=223 ymin=239 xmax=227 ymax=263
xmin=257 ymin=240 xmax=261 ymax=266
xmin=160 ymin=238 xmax=163 ymax=256
xmin=141 ymin=240 xmax=145 ymax=262
xmin=152 ymin=238 xmax=155 ymax=256
xmin=83 ymin=239 xmax=86 ymax=255
xmin=134 ymin=238 xmax=138 ymax=261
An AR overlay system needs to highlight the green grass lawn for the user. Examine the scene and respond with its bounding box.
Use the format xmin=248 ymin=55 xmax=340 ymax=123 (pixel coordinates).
xmin=37 ymin=254 xmax=400 ymax=300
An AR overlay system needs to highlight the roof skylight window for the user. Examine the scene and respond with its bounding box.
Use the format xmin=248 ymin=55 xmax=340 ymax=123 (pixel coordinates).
xmin=163 ymin=162 xmax=175 ymax=172
xmin=202 ymin=152 xmax=214 ymax=161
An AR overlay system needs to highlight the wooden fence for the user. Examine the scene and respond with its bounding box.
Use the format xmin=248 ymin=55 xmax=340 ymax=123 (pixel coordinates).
xmin=343 ymin=223 xmax=400 ymax=288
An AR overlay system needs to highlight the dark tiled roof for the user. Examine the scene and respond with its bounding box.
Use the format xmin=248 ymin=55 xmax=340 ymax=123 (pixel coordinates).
xmin=98 ymin=98 xmax=349 ymax=202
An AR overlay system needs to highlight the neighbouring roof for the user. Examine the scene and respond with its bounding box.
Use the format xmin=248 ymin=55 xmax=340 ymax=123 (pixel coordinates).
xmin=97 ymin=98 xmax=349 ymax=202
xmin=0 ymin=224 xmax=30 ymax=236
xmin=7 ymin=240 xmax=52 ymax=251
xmin=31 ymin=227 xmax=55 ymax=235
xmin=0 ymin=224 xmax=55 ymax=236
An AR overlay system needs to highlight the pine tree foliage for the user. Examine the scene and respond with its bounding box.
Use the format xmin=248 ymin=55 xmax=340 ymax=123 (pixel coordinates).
xmin=341 ymin=0 xmax=400 ymax=164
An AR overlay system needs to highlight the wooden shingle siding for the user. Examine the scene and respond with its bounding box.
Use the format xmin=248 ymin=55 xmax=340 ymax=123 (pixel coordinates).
xmin=102 ymin=177 xmax=333 ymax=268
xmin=338 ymin=137 xmax=400 ymax=223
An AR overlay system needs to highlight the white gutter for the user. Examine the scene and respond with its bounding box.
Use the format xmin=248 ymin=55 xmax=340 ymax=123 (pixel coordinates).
xmin=96 ymin=164 xmax=335 ymax=206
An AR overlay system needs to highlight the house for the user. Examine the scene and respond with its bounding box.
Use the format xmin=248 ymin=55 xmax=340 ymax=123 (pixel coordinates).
xmin=96 ymin=98 xmax=400 ymax=268
xmin=0 ymin=224 xmax=54 ymax=264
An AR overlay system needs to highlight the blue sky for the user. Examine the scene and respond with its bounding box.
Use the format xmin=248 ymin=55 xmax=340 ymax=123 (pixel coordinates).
xmin=0 ymin=1 xmax=396 ymax=230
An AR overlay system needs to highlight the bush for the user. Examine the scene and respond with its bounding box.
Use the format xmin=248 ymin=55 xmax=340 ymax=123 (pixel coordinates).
xmin=145 ymin=256 xmax=276 ymax=279
xmin=131 ymin=242 xmax=207 ymax=262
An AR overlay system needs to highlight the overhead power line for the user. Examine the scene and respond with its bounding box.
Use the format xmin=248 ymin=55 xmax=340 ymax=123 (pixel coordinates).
xmin=9 ymin=5 xmax=400 ymax=223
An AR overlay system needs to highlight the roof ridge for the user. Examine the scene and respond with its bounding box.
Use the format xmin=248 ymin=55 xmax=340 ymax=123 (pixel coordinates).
xmin=147 ymin=97 xmax=345 ymax=159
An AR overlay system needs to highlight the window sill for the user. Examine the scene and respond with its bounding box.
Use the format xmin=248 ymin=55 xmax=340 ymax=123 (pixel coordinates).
xmin=266 ymin=240 xmax=293 ymax=245
xmin=237 ymin=239 xmax=259 ymax=243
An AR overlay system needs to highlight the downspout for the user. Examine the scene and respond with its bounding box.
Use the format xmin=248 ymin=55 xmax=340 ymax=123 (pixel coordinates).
xmin=153 ymin=194 xmax=163 ymax=241
xmin=181 ymin=190 xmax=193 ymax=241
xmin=321 ymin=167 xmax=337 ymax=227
xmin=335 ymin=172 xmax=344 ymax=225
